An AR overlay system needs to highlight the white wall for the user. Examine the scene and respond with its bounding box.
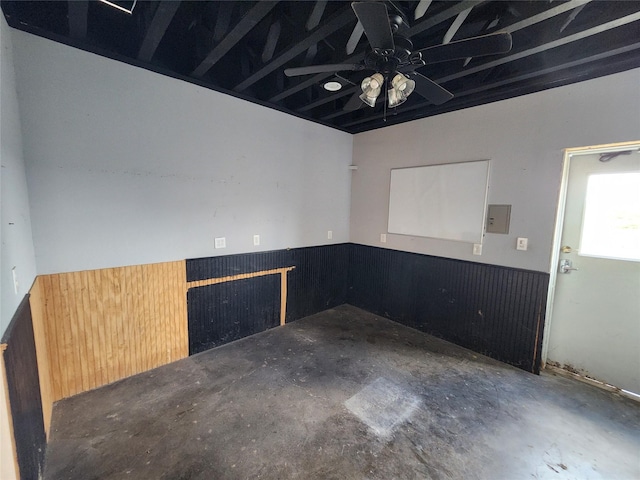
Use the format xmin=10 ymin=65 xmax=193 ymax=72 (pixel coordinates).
xmin=11 ymin=30 xmax=353 ymax=275
xmin=0 ymin=13 xmax=31 ymax=480
xmin=1 ymin=19 xmax=36 ymax=333
xmin=351 ymin=68 xmax=640 ymax=273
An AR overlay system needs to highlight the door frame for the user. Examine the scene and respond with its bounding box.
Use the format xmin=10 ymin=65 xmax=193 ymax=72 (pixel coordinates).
xmin=541 ymin=140 xmax=640 ymax=366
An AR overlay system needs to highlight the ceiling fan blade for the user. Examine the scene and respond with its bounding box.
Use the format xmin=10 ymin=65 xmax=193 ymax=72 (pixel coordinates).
xmin=284 ymin=64 xmax=363 ymax=77
xmin=343 ymin=91 xmax=364 ymax=111
xmin=411 ymin=72 xmax=454 ymax=105
xmin=351 ymin=2 xmax=394 ymax=54
xmin=416 ymin=31 xmax=512 ymax=65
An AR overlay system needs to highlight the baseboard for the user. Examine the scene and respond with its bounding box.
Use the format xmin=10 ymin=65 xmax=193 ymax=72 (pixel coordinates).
xmin=544 ymin=364 xmax=640 ymax=402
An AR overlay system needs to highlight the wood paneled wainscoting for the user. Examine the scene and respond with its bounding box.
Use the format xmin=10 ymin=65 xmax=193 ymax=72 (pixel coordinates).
xmin=2 ymin=244 xmax=549 ymax=479
xmin=21 ymin=247 xmax=340 ymax=442
xmin=347 ymin=244 xmax=550 ymax=373
xmin=3 ymin=261 xmax=191 ymax=478
xmin=33 ymin=261 xmax=189 ymax=403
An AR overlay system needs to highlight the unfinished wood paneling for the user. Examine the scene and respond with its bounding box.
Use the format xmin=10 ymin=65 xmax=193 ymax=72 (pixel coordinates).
xmin=28 ymin=277 xmax=53 ymax=438
xmin=38 ymin=261 xmax=188 ymax=401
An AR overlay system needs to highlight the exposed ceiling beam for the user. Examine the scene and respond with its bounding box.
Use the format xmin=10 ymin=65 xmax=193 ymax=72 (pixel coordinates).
xmin=345 ymin=21 xmax=364 ymax=55
xmin=233 ymin=6 xmax=355 ymax=92
xmin=298 ymin=86 xmax=355 ymax=113
xmin=414 ymin=0 xmax=433 ymax=21
xmin=137 ymin=1 xmax=181 ymax=62
xmin=306 ymin=0 xmax=327 ymax=31
xmin=436 ymin=10 xmax=640 ymax=85
xmin=269 ymin=73 xmax=332 ymax=102
xmin=502 ymin=0 xmax=591 ymax=34
xmin=321 ymin=89 xmax=360 ymax=119
xmin=192 ymin=1 xmax=278 ymax=78
xmin=454 ymin=43 xmax=640 ymax=99
xmin=342 ymin=42 xmax=640 ymax=129
xmin=313 ymin=0 xmax=598 ymax=119
xmin=213 ymin=1 xmax=235 ymax=42
xmin=68 ymin=0 xmax=89 ymax=39
xmin=274 ymin=50 xmax=366 ymax=103
xmin=275 ymin=1 xmax=480 ymax=105
xmin=443 ymin=7 xmax=473 ymax=44
xmin=304 ymin=44 xmax=318 ymax=65
xmin=560 ymin=3 xmax=586 ymax=33
xmin=337 ymin=9 xmax=636 ymax=125
xmin=405 ymin=0 xmax=485 ymax=38
xmin=262 ymin=20 xmax=281 ymax=63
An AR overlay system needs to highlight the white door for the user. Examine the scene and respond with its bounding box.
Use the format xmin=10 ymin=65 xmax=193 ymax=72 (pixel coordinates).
xmin=546 ymin=145 xmax=640 ymax=395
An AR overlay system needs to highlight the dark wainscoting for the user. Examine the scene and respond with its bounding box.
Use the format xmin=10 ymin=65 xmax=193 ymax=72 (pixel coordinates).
xmin=188 ymin=275 xmax=281 ymax=355
xmin=1 ymin=295 xmax=46 ymax=480
xmin=347 ymin=244 xmax=549 ymax=373
xmin=186 ymin=244 xmax=349 ymax=354
xmin=186 ymin=244 xmax=548 ymax=373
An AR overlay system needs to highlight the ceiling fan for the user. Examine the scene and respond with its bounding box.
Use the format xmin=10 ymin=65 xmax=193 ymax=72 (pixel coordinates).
xmin=284 ymin=2 xmax=513 ymax=111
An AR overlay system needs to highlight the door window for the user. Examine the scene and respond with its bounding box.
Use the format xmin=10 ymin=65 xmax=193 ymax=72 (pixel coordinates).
xmin=579 ymin=172 xmax=640 ymax=261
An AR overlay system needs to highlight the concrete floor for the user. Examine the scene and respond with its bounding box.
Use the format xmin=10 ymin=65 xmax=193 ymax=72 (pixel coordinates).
xmin=44 ymin=305 xmax=640 ymax=480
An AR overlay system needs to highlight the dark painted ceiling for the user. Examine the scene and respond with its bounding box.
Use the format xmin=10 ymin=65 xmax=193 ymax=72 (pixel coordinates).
xmin=3 ymin=1 xmax=639 ymax=134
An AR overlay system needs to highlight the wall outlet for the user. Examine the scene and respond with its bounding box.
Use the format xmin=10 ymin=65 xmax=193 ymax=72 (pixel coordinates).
xmin=327 ymin=230 xmax=333 ymax=240
xmin=380 ymin=233 xmax=387 ymax=243
xmin=473 ymin=244 xmax=482 ymax=255
xmin=516 ymin=237 xmax=528 ymax=251
xmin=253 ymin=234 xmax=260 ymax=246
xmin=214 ymin=237 xmax=226 ymax=249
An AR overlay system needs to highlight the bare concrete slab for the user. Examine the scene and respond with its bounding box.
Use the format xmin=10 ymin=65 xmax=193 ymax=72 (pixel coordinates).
xmin=44 ymin=305 xmax=640 ymax=479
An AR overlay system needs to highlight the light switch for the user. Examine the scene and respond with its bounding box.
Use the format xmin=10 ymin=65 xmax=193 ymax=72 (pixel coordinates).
xmin=215 ymin=237 xmax=226 ymax=249
xmin=486 ymin=204 xmax=511 ymax=234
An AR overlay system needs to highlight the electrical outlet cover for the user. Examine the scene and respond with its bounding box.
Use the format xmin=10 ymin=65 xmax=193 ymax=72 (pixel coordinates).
xmin=516 ymin=237 xmax=528 ymax=251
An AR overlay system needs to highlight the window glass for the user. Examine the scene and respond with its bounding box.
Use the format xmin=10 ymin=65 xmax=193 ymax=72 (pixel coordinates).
xmin=579 ymin=172 xmax=640 ymax=261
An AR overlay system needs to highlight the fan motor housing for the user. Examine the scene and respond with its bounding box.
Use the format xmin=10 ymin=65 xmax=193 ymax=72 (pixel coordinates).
xmin=364 ymin=35 xmax=413 ymax=75
xmin=393 ymin=36 xmax=413 ymax=63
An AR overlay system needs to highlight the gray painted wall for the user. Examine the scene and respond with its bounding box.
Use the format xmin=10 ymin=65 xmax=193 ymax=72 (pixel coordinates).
xmin=0 ymin=17 xmax=36 ymax=335
xmin=11 ymin=29 xmax=353 ymax=275
xmin=0 ymin=14 xmax=34 ymax=480
xmin=350 ymin=68 xmax=640 ymax=273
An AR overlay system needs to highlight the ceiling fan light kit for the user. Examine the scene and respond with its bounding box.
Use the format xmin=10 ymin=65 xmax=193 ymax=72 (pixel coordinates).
xmin=359 ymin=73 xmax=384 ymax=107
xmin=388 ymin=73 xmax=416 ymax=108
